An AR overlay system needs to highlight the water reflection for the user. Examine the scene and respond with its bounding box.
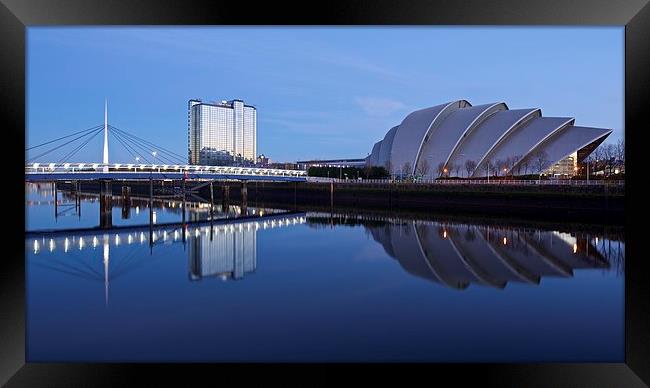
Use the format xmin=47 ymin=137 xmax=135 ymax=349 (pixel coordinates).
xmin=307 ymin=213 xmax=624 ymax=290
xmin=27 ymin=213 xmax=307 ymax=304
xmin=26 ymin=180 xmax=285 ymax=231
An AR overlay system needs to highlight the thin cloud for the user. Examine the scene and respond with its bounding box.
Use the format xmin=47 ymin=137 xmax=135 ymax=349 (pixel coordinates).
xmin=355 ymin=97 xmax=406 ymax=117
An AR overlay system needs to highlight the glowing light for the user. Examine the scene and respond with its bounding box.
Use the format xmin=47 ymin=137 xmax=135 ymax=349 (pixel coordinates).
xmin=174 ymin=230 xmax=178 ymax=240
xmin=33 ymin=240 xmax=39 ymax=254
xmin=573 ymin=243 xmax=578 ymax=254
xmin=152 ymin=211 xmax=157 ymax=224
xmin=92 ymin=236 xmax=98 ymax=248
xmin=443 ymin=230 xmax=447 ymax=238
xmin=128 ymin=235 xmax=133 ymax=244
xmin=136 ymin=206 xmax=140 ymax=214
xmin=503 ymin=237 xmax=507 ymax=245
xmin=140 ymin=232 xmax=145 ymax=243
xmin=79 ymin=238 xmax=85 ymax=250
xmin=115 ymin=234 xmax=120 ymax=246
xmin=64 ymin=237 xmax=69 ymax=252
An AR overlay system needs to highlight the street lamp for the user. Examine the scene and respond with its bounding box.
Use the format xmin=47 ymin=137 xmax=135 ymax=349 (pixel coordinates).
xmin=152 ymin=151 xmax=158 ymax=172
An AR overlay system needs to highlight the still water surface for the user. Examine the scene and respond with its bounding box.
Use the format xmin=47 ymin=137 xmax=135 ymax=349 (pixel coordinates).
xmin=25 ymin=183 xmax=624 ymax=362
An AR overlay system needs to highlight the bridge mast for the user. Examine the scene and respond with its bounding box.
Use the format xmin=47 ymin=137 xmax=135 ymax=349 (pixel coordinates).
xmin=103 ymin=99 xmax=109 ymax=172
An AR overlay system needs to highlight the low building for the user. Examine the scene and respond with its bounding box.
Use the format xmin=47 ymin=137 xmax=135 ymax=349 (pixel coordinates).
xmin=546 ymin=153 xmax=577 ymax=178
xmin=198 ymin=148 xmax=235 ymax=166
xmin=257 ymin=154 xmax=270 ymax=166
xmin=296 ymin=159 xmax=366 ymax=170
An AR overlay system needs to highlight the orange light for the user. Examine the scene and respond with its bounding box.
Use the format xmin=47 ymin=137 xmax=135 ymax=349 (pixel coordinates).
xmin=573 ymin=243 xmax=578 ymax=254
xmin=503 ymin=237 xmax=507 ymax=245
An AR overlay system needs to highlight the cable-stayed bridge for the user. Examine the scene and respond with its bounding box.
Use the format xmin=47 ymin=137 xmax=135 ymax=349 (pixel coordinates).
xmin=25 ymin=102 xmax=306 ymax=182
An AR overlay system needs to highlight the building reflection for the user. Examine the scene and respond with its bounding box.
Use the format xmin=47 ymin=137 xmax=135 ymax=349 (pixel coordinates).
xmin=307 ymin=213 xmax=623 ymax=290
xmin=188 ymin=221 xmax=257 ymax=281
xmin=27 ymin=213 xmax=307 ymax=303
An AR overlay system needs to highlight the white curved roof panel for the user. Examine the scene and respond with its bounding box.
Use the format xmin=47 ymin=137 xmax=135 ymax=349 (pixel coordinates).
xmin=419 ymin=103 xmax=506 ymax=174
xmin=447 ymin=109 xmax=539 ymax=175
xmin=390 ymin=100 xmax=469 ymax=173
xmin=514 ymin=125 xmax=612 ymax=173
xmin=473 ymin=116 xmax=574 ymax=177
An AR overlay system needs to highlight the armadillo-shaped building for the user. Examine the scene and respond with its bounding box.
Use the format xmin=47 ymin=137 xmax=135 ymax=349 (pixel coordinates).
xmin=365 ymin=100 xmax=612 ymax=177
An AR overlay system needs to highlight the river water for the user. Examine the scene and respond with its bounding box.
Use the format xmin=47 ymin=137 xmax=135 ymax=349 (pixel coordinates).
xmin=25 ymin=182 xmax=624 ymax=362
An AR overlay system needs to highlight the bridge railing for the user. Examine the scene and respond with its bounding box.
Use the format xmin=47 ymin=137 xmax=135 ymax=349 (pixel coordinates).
xmin=25 ymin=162 xmax=307 ymax=177
xmin=306 ymin=176 xmax=625 ymax=186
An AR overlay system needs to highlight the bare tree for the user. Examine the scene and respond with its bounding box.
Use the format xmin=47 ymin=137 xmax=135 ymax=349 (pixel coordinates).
xmin=532 ymin=150 xmax=550 ymax=183
xmin=616 ymin=138 xmax=625 ymax=166
xmin=495 ymin=159 xmax=505 ymax=177
xmin=510 ymin=155 xmax=521 ymax=175
xmin=437 ymin=162 xmax=446 ymax=178
xmin=401 ymin=162 xmax=412 ymax=179
xmin=465 ymin=159 xmax=477 ymax=178
xmin=445 ymin=162 xmax=455 ymax=178
xmin=521 ymin=158 xmax=530 ymax=175
xmin=483 ymin=159 xmax=493 ymax=179
xmin=601 ymin=143 xmax=616 ymax=175
xmin=416 ymin=158 xmax=430 ymax=178
xmin=453 ymin=162 xmax=462 ymax=178
xmin=384 ymin=160 xmax=393 ymax=179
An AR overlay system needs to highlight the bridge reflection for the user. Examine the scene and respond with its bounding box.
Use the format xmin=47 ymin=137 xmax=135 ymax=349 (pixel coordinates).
xmin=27 ymin=213 xmax=307 ymax=304
xmin=26 ymin=210 xmax=624 ymax=305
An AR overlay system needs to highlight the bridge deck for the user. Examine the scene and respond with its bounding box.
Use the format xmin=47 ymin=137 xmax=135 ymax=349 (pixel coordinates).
xmin=25 ymin=171 xmax=306 ymax=182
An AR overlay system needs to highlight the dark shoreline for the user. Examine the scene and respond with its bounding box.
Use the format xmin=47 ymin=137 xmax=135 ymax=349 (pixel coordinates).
xmin=51 ymin=180 xmax=625 ymax=225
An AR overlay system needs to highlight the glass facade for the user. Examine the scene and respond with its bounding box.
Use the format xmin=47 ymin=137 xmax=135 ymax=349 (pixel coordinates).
xmin=188 ymin=99 xmax=257 ymax=165
xmin=546 ymin=152 xmax=577 ymax=178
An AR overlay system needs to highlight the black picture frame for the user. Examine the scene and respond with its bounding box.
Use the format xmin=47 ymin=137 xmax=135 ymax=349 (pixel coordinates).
xmin=2 ymin=0 xmax=647 ymax=385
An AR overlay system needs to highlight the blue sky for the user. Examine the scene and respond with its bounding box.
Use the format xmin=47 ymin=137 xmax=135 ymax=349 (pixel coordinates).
xmin=27 ymin=27 xmax=623 ymax=163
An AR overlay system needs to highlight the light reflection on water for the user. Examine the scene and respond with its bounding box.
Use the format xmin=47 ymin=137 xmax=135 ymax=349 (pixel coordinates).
xmin=25 ymin=182 xmax=624 ymax=362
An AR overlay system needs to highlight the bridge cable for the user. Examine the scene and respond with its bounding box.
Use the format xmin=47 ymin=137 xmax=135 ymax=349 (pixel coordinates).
xmin=54 ymin=127 xmax=104 ymax=165
xmin=110 ymin=129 xmax=177 ymax=179
xmin=109 ymin=125 xmax=186 ymax=162
xmin=109 ymin=129 xmax=149 ymax=163
xmin=27 ymin=127 xmax=103 ymax=163
xmin=26 ymin=124 xmax=102 ymax=151
xmin=110 ymin=130 xmax=153 ymax=164
xmin=110 ymin=130 xmax=185 ymax=165
xmin=111 ymin=129 xmax=181 ymax=166
xmin=109 ymin=125 xmax=186 ymax=163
